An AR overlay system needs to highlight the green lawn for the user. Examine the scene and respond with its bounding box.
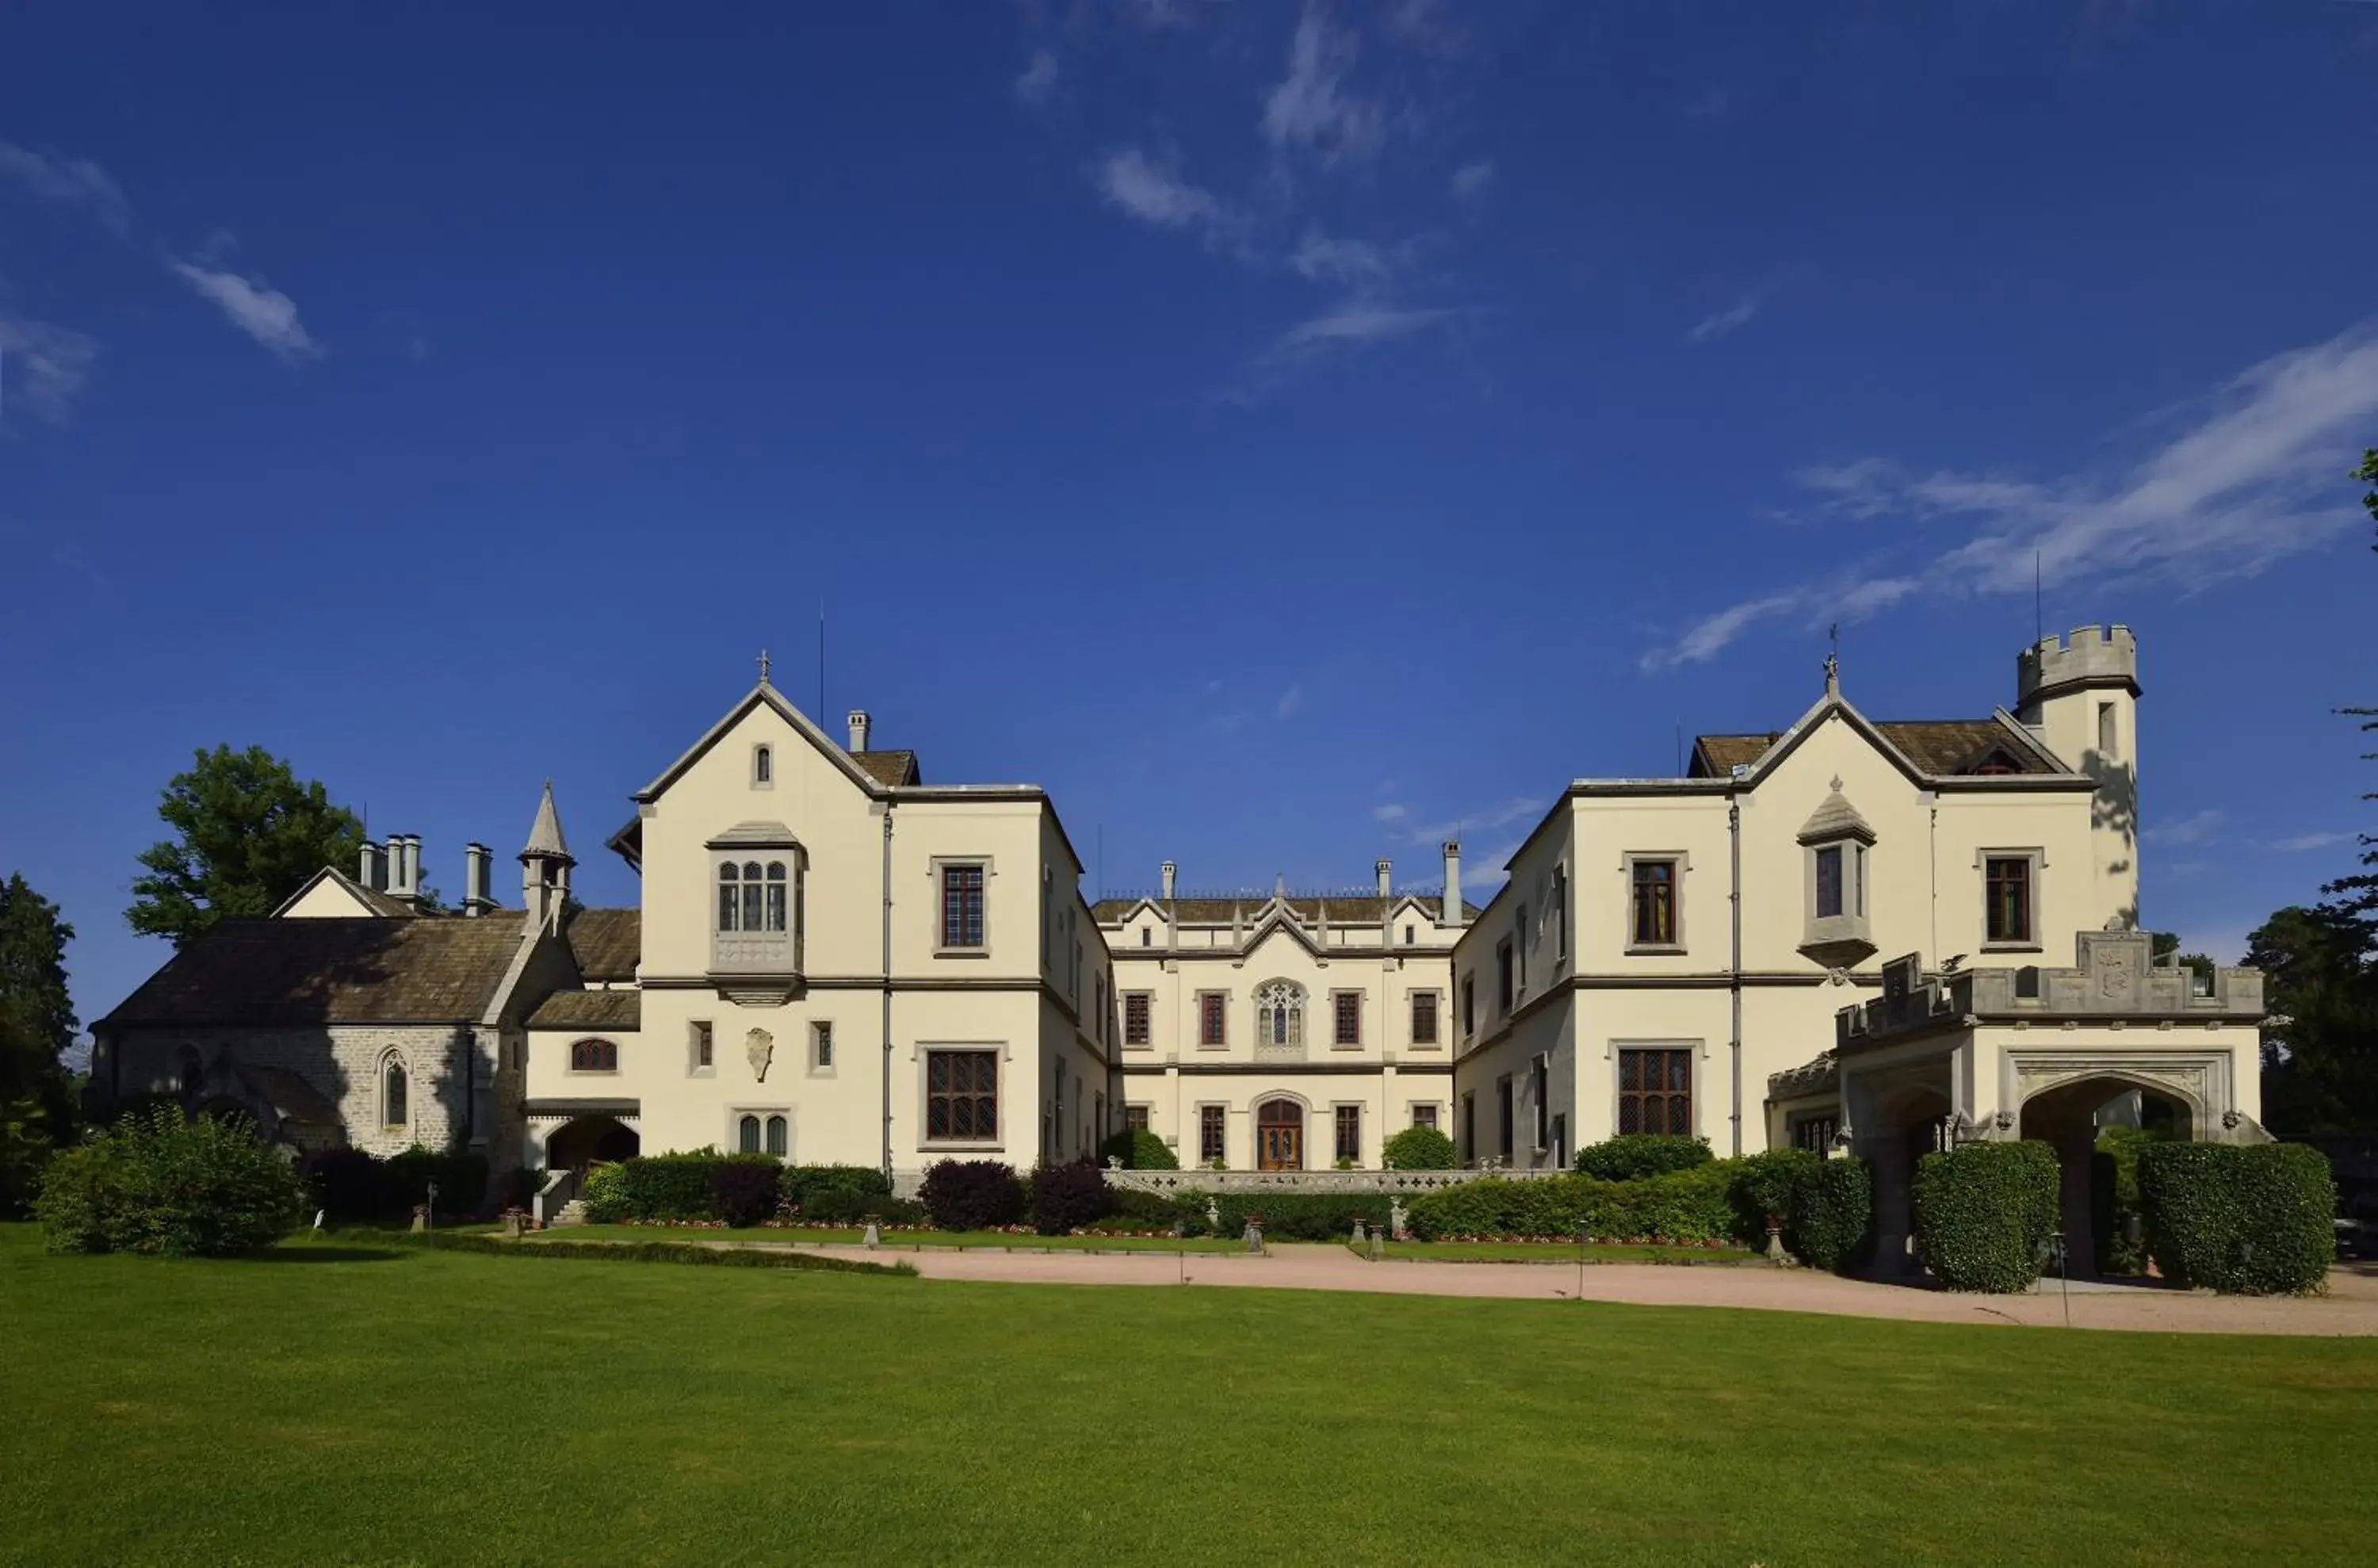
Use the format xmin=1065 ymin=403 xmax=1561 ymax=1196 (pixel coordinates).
xmin=1377 ymin=1240 xmax=1758 ymax=1264
xmin=518 ymin=1224 xmax=1256 ymax=1252
xmin=4 ymin=1223 xmax=2375 ymax=1566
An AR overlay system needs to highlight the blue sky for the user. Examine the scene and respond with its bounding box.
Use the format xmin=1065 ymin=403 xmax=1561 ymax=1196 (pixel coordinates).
xmin=5 ymin=2 xmax=2376 ymax=1028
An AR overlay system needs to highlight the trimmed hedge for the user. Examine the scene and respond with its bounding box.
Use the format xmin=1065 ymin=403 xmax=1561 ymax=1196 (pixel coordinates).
xmin=303 ymin=1146 xmax=490 ymax=1223
xmin=712 ymin=1162 xmax=782 ymax=1227
xmin=1382 ymin=1126 xmax=1458 ymax=1171
xmin=1793 ymin=1157 xmax=1875 ymax=1272
xmin=1028 ymin=1161 xmax=1114 ymax=1234
xmin=918 ymin=1159 xmax=1027 ymax=1231
xmin=1205 ymin=1191 xmax=1394 ymax=1241
xmin=778 ymin=1165 xmax=892 ymax=1210
xmin=580 ymin=1152 xmax=785 ymax=1223
xmin=1107 ymin=1186 xmax=1194 ymax=1228
xmin=800 ymin=1189 xmax=926 ymax=1226
xmin=1098 ymin=1130 xmax=1180 ymax=1171
xmin=2139 ymin=1142 xmax=2335 ymax=1295
xmin=36 ymin=1104 xmax=306 ymax=1257
xmin=1405 ymin=1166 xmax=1741 ymax=1245
xmin=399 ymin=1231 xmax=913 ymax=1275
xmin=1575 ymin=1134 xmax=1714 ymax=1180
xmin=1911 ymin=1141 xmax=2059 ymax=1293
xmin=579 ymin=1160 xmax=629 ymax=1223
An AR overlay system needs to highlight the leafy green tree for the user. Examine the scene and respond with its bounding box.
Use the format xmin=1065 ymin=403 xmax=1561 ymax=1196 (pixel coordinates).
xmin=2150 ymin=931 xmax=2217 ymax=991
xmin=2250 ymin=905 xmax=2378 ymax=1134
xmin=0 ymin=874 xmax=78 ymax=1214
xmin=127 ymin=746 xmax=364 ymax=947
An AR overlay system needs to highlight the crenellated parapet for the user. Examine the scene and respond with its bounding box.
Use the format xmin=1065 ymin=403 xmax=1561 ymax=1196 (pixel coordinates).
xmin=1838 ymin=931 xmax=2261 ymax=1050
xmin=2017 ymin=623 xmax=2139 ymax=707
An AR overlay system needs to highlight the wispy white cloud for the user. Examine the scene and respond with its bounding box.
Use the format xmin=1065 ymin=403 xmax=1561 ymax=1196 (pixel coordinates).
xmin=2144 ymin=809 xmax=2223 ymax=847
xmin=1287 ymin=230 xmax=1395 ymax=291
xmin=1646 ymin=323 xmax=2378 ymax=669
xmin=1372 ymin=802 xmax=1408 ymax=824
xmin=1274 ymin=683 xmax=1306 ymax=720
xmin=171 ymin=261 xmax=325 ymax=363
xmin=0 ymin=316 xmax=99 ymax=425
xmin=1261 ymin=301 xmax=1464 ymax=368
xmin=1015 ymin=48 xmax=1060 ymax=107
xmin=0 ymin=142 xmax=130 ymax=235
xmin=1687 ymin=294 xmax=1759 ymax=345
xmin=1450 ymin=161 xmax=1493 ymax=202
xmin=1091 ymin=147 xmax=1244 ymax=256
xmin=1263 ymin=5 xmax=1386 ymax=168
xmin=2269 ymin=830 xmax=2354 ymax=852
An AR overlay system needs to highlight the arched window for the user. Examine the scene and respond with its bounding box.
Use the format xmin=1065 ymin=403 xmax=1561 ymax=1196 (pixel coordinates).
xmin=765 ymin=1115 xmax=787 ymax=1157
xmin=738 ymin=1114 xmax=762 ymax=1153
xmin=718 ymin=862 xmax=740 ymax=932
xmin=741 ymin=860 xmax=764 ymax=933
xmin=1253 ymin=980 xmax=1306 ymax=1048
xmin=753 ymin=744 xmax=773 ymax=785
xmin=764 ymin=861 xmax=788 ymax=932
xmin=383 ymin=1055 xmax=409 ymax=1129
xmin=569 ymin=1038 xmax=618 ymax=1073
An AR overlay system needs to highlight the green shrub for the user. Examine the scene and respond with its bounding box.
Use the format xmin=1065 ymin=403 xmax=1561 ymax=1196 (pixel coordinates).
xmin=1575 ymin=1134 xmax=1713 ymax=1180
xmin=2139 ymin=1142 xmax=2335 ymax=1295
xmin=1910 ymin=1141 xmax=2059 ymax=1293
xmin=1204 ymin=1191 xmax=1392 ymax=1241
xmin=711 ymin=1162 xmax=782 ymax=1227
xmin=777 ymin=1165 xmax=891 ymax=1210
xmin=304 ymin=1145 xmax=489 ymax=1222
xmin=597 ymin=1151 xmax=782 ymax=1222
xmin=1791 ymin=1157 xmax=1875 ymax=1272
xmin=1098 ymin=1130 xmax=1179 ymax=1171
xmin=1107 ymin=1186 xmax=1194 ymax=1229
xmin=579 ymin=1161 xmax=629 ymax=1223
xmin=36 ymin=1104 xmax=306 ymax=1257
xmin=1405 ymin=1167 xmax=1742 ymax=1245
xmin=1735 ymin=1148 xmax=1821 ymax=1230
xmin=1381 ymin=1126 xmax=1457 ymax=1171
xmin=399 ymin=1232 xmax=913 ymax=1275
xmin=2093 ymin=1126 xmax=2164 ymax=1275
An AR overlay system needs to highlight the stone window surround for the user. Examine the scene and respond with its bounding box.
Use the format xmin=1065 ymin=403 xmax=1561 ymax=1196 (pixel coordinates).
xmin=688 ymin=1019 xmax=715 ymax=1077
xmin=1623 ymin=851 xmax=1689 ymax=955
xmin=1329 ymin=988 xmax=1364 ymax=1050
xmin=1460 ymin=973 xmax=1476 ymax=1041
xmin=1122 ymin=990 xmax=1154 ymax=1049
xmin=1798 ymin=833 xmax=1872 ymax=962
xmin=708 ymin=831 xmax=806 ymax=977
xmin=567 ymin=1037 xmax=621 ymax=1075
xmin=1195 ymin=988 xmax=1231 ymax=1050
xmin=1196 ymin=1100 xmax=1229 ymax=1166
xmin=1608 ymin=1037 xmax=1703 ymax=1140
xmin=915 ymin=1040 xmax=1005 ymax=1152
xmin=1409 ymin=1101 xmax=1441 ymax=1130
xmin=1408 ymin=988 xmax=1443 ymax=1048
xmin=1495 ymin=939 xmax=1515 ymax=1015
xmin=1332 ymin=1100 xmax=1364 ymax=1163
xmin=931 ymin=855 xmax=993 ymax=958
xmin=728 ymin=1106 xmax=793 ymax=1159
xmin=750 ymin=743 xmax=773 ymax=789
xmin=1977 ymin=846 xmax=2047 ymax=951
xmin=1494 ymin=1073 xmax=1515 ymax=1163
xmin=809 ymin=1019 xmax=835 ymax=1077
xmin=379 ymin=1047 xmax=411 ymax=1132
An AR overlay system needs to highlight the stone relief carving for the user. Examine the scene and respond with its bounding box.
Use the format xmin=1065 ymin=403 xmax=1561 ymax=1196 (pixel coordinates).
xmin=747 ymin=1027 xmax=774 ymax=1083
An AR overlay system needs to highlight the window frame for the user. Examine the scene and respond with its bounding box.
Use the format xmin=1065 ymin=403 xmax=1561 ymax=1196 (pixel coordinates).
xmin=1409 ymin=989 xmax=1440 ymax=1047
xmin=921 ymin=1046 xmax=1002 ymax=1148
xmin=810 ymin=1019 xmax=835 ymax=1076
xmin=1614 ymin=1042 xmax=1697 ymax=1138
xmin=568 ymin=1037 xmax=619 ymax=1074
xmin=1198 ymin=1103 xmax=1227 ymax=1166
xmin=1411 ymin=1103 xmax=1439 ymax=1132
xmin=1333 ymin=1103 xmax=1363 ymax=1165
xmin=1978 ymin=847 xmax=2044 ymax=950
xmin=688 ymin=1019 xmax=715 ymax=1077
xmin=1495 ymin=1076 xmax=1514 ymax=1165
xmin=1460 ymin=974 xmax=1475 ymax=1039
xmin=1124 ymin=1103 xmax=1151 ymax=1134
xmin=933 ymin=859 xmax=991 ymax=956
xmin=380 ymin=1051 xmax=409 ymax=1131
xmin=1122 ymin=990 xmax=1153 ymax=1048
xmin=1195 ymin=989 xmax=1229 ymax=1049
xmin=1330 ymin=989 xmax=1363 ymax=1050
xmin=1532 ymin=1054 xmax=1550 ymax=1153
xmin=1495 ymin=940 xmax=1515 ymax=1015
xmin=1623 ymin=852 xmax=1686 ymax=954
xmin=751 ymin=743 xmax=773 ymax=788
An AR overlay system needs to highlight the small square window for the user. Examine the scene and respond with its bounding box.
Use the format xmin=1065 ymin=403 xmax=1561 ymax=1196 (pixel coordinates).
xmin=1125 ymin=1103 xmax=1150 ymax=1134
xmin=1413 ymin=1103 xmax=1439 ymax=1131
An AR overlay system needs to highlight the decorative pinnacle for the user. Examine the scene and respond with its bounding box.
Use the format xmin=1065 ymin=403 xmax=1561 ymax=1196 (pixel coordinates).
xmin=758 ymin=648 xmax=772 ymax=686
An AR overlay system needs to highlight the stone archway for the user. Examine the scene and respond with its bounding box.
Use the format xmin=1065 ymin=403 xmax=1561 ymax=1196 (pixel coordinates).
xmin=1864 ymin=1085 xmax=1952 ymax=1277
xmin=2020 ymin=1075 xmax=2193 ymax=1279
xmin=546 ymin=1115 xmax=639 ymax=1172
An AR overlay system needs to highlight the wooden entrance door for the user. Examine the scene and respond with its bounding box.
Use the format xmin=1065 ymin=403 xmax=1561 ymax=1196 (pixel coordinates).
xmin=1256 ymin=1100 xmax=1304 ymax=1171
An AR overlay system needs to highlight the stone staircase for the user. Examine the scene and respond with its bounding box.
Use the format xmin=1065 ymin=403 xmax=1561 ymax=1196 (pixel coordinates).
xmin=552 ymin=1199 xmax=590 ymax=1227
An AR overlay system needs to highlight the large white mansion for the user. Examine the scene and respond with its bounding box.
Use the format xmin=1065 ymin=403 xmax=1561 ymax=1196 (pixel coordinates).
xmin=93 ymin=624 xmax=2266 ymax=1267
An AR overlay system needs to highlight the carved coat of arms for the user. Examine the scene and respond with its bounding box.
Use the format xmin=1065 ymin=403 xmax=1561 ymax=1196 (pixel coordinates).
xmin=2096 ymin=950 xmax=2131 ymax=1000
xmin=747 ymin=1027 xmax=774 ymax=1082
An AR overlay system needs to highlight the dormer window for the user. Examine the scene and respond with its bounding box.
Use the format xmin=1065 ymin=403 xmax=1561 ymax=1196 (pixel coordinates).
xmin=1798 ymin=778 xmax=1877 ymax=969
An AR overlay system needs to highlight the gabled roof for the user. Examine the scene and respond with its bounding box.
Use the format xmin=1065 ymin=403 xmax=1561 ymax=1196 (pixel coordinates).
xmin=633 ymin=683 xmax=895 ymax=804
xmin=527 ymin=988 xmax=642 ymax=1031
xmin=1692 ymin=713 xmax=2068 ymax=782
xmin=1798 ymin=782 xmax=1878 ymax=846
xmin=564 ymin=907 xmax=640 ymax=982
xmin=851 ymin=749 xmax=920 ymax=787
xmin=271 ymin=866 xmax=417 ymax=920
xmin=1090 ymin=893 xmax=1478 ymax=926
xmin=101 ymin=917 xmax=529 ymax=1027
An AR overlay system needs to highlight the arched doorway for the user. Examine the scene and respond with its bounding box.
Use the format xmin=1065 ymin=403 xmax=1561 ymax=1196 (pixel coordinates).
xmin=2021 ymin=1077 xmax=2193 ymax=1278
xmin=1256 ymin=1099 xmax=1304 ymax=1171
xmin=547 ymin=1115 xmax=639 ymax=1172
xmin=1865 ymin=1086 xmax=1951 ymax=1277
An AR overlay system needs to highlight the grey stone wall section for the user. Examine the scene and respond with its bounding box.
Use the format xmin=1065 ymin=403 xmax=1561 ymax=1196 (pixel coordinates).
xmin=107 ymin=1023 xmax=495 ymax=1156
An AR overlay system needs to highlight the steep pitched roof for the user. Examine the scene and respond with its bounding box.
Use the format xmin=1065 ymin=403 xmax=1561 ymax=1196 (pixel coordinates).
xmin=526 ymin=989 xmax=643 ymax=1031
xmin=851 ymin=749 xmax=920 ymax=786
xmin=564 ymin=907 xmax=640 ymax=981
xmin=633 ymin=683 xmax=895 ymax=804
xmin=1692 ymin=716 xmax=2064 ymax=780
xmin=100 ymin=917 xmax=529 ymax=1027
xmin=523 ymin=781 xmax=573 ymax=861
xmin=271 ymin=866 xmax=419 ymax=920
xmin=1090 ymin=894 xmax=1480 ymax=926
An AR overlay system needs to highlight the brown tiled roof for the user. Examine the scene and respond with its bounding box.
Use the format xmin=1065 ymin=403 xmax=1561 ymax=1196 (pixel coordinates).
xmin=565 ymin=907 xmax=640 ymax=981
xmin=851 ymin=749 xmax=920 ymax=786
xmin=1091 ymin=895 xmax=1481 ymax=926
xmin=1692 ymin=720 xmax=2053 ymax=778
xmin=101 ymin=918 xmax=527 ymax=1027
xmin=527 ymin=989 xmax=642 ymax=1031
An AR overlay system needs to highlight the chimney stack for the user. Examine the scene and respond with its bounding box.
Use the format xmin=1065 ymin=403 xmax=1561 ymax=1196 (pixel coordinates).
xmin=359 ymin=842 xmax=383 ymax=891
xmin=1439 ymin=841 xmax=1463 ymax=930
xmin=1376 ymin=859 xmax=1393 ymax=899
xmin=403 ymin=836 xmax=422 ymax=900
xmin=847 ymin=710 xmax=872 ymax=752
xmin=1160 ymin=861 xmax=1177 ymax=901
xmin=384 ymin=834 xmax=411 ymax=900
xmin=463 ymin=843 xmax=494 ymax=917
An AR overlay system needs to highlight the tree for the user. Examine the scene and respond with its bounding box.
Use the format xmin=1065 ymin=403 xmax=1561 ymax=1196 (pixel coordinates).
xmin=127 ymin=746 xmax=365 ymax=947
xmin=2150 ymin=931 xmax=2218 ymax=992
xmin=2337 ymin=447 xmax=2378 ymax=924
xmin=0 ymin=873 xmax=78 ymax=1215
xmin=2250 ymin=905 xmax=2378 ymax=1134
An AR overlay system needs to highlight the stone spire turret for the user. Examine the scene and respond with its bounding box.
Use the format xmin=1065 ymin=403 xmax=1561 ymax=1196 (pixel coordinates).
xmin=520 ymin=781 xmax=575 ymax=935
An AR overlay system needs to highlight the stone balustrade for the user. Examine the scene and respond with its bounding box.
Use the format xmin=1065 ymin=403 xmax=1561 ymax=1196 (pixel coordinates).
xmin=1102 ymin=1164 xmax=1567 ymax=1195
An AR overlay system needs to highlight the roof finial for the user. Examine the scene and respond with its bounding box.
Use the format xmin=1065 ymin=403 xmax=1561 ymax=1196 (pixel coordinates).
xmin=1824 ymin=623 xmax=1841 ymax=697
xmin=758 ymin=648 xmax=772 ymax=686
